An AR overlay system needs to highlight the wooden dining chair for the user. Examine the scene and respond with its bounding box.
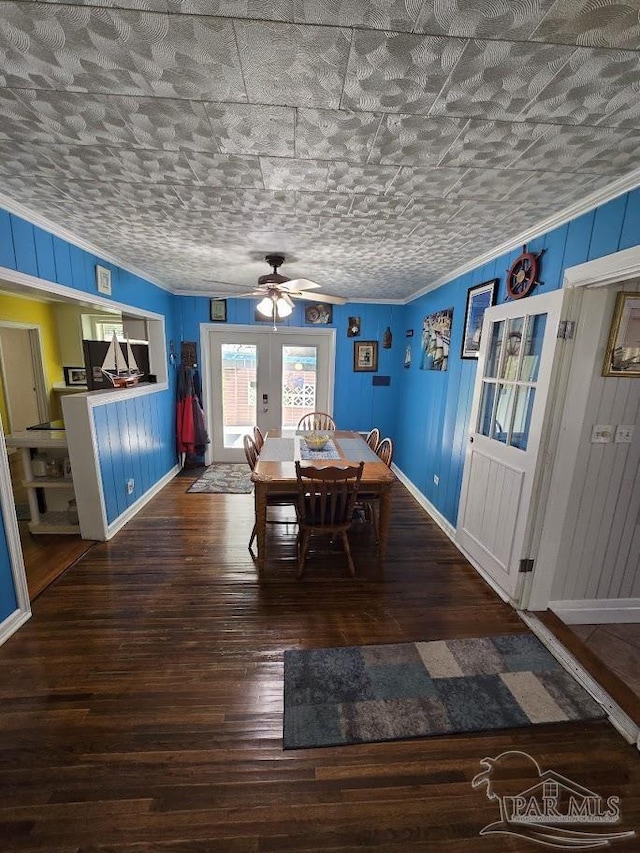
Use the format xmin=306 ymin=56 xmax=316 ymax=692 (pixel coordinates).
xmin=297 ymin=412 xmax=336 ymax=431
xmin=357 ymin=437 xmax=393 ymax=542
xmin=243 ymin=434 xmax=296 ymax=554
xmin=295 ymin=461 xmax=364 ymax=578
xmin=253 ymin=425 xmax=264 ymax=451
xmin=365 ymin=427 xmax=380 ymax=451
xmin=376 ymin=437 xmax=394 ymax=467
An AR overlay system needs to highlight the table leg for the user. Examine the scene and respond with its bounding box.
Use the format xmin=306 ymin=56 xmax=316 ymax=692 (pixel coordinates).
xmin=254 ymin=481 xmax=268 ymax=572
xmin=377 ymin=484 xmax=393 ymax=568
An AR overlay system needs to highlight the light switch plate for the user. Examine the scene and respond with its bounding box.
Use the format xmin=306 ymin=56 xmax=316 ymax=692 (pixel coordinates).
xmin=615 ymin=425 xmax=634 ymax=444
xmin=591 ymin=424 xmax=613 ymax=443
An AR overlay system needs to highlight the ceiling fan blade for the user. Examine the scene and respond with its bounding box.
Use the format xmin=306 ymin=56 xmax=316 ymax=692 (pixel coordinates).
xmin=291 ymin=290 xmax=346 ymax=305
xmin=283 ymin=278 xmax=321 ymax=291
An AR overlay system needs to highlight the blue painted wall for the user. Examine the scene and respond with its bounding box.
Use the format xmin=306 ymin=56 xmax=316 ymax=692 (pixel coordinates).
xmin=0 ymin=208 xmax=180 ymax=625
xmin=176 ymin=297 xmax=402 ymax=441
xmin=396 ymin=187 xmax=640 ymax=526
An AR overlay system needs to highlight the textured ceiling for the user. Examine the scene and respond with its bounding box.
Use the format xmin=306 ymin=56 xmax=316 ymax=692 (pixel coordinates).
xmin=1 ymin=1 xmax=639 ymax=302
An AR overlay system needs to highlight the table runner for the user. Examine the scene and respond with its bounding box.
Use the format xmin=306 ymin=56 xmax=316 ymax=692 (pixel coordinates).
xmin=299 ymin=439 xmax=340 ymax=461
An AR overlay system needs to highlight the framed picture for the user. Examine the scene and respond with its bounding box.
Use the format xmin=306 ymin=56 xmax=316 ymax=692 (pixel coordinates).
xmin=210 ymin=299 xmax=227 ymax=322
xmin=461 ymin=279 xmax=497 ymax=359
xmin=305 ymin=303 xmax=333 ymax=325
xmin=354 ymin=340 xmax=378 ymax=372
xmin=63 ymin=366 xmax=87 ymax=387
xmin=421 ymin=308 xmax=453 ymax=371
xmin=602 ymin=292 xmax=640 ymax=377
xmin=347 ymin=316 xmax=360 ymax=337
xmin=404 ymin=343 xmax=411 ymax=369
xmin=95 ymin=264 xmax=112 ymax=296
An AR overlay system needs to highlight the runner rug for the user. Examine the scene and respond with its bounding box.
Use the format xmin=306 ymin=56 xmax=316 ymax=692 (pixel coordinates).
xmin=283 ymin=634 xmax=604 ymax=749
xmin=186 ymin=463 xmax=253 ymax=494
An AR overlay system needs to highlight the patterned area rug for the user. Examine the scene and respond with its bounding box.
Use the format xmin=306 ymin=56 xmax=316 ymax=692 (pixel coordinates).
xmin=283 ymin=634 xmax=604 ymax=749
xmin=186 ymin=463 xmax=253 ymax=494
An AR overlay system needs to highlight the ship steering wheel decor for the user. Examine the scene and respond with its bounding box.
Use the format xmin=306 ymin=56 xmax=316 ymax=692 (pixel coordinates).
xmin=506 ymin=245 xmax=544 ymax=300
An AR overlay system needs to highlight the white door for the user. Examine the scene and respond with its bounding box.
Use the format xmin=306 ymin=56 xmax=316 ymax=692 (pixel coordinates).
xmin=0 ymin=326 xmax=48 ymax=432
xmin=457 ymin=290 xmax=568 ymax=603
xmin=206 ymin=326 xmax=336 ymax=462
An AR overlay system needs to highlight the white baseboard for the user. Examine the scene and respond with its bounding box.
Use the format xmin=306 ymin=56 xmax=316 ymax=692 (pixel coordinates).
xmin=549 ymin=598 xmax=640 ymax=624
xmin=392 ymin=463 xmax=511 ymax=603
xmin=521 ymin=612 xmax=639 ymax=747
xmin=0 ymin=606 xmax=31 ymax=647
xmin=391 ymin=463 xmax=456 ymax=539
xmin=105 ymin=465 xmax=179 ymax=540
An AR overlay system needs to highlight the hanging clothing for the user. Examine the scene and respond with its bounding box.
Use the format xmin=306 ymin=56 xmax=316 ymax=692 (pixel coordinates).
xmin=176 ymin=362 xmax=209 ymax=464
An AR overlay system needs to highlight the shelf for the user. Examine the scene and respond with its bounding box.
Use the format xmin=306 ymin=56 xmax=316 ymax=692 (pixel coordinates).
xmin=23 ymin=479 xmax=74 ymax=489
xmin=28 ymin=511 xmax=80 ymax=535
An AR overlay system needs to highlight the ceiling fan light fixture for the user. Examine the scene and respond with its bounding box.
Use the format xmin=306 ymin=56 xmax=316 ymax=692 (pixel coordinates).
xmin=276 ymin=296 xmax=293 ymax=318
xmin=256 ymin=295 xmax=274 ymax=318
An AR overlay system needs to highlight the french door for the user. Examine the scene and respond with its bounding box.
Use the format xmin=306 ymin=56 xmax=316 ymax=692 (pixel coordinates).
xmin=457 ymin=290 xmax=569 ymax=603
xmin=205 ymin=326 xmax=336 ymax=462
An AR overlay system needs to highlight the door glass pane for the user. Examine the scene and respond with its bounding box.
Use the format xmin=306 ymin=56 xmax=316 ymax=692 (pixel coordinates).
xmin=221 ymin=344 xmax=256 ymax=448
xmin=478 ymin=382 xmax=496 ymax=437
xmin=281 ymin=345 xmax=317 ymax=429
xmin=510 ymin=386 xmax=536 ymax=450
xmin=485 ymin=321 xmax=505 ymax=378
xmin=493 ymin=383 xmax=515 ymax=444
xmin=500 ymin=316 xmax=524 ymax=380
xmin=519 ymin=314 xmax=546 ymax=382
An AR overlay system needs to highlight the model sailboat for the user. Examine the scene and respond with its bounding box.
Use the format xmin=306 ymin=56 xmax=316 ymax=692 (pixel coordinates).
xmin=100 ymin=332 xmax=142 ymax=388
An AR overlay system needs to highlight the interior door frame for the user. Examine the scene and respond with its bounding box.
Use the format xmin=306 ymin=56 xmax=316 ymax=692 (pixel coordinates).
xmin=525 ymin=244 xmax=640 ymax=611
xmin=200 ymin=323 xmax=336 ymax=465
xmin=0 ymin=321 xmax=50 ymax=431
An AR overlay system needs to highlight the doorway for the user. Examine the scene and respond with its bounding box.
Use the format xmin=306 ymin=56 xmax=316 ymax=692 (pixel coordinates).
xmin=205 ymin=326 xmax=336 ymax=463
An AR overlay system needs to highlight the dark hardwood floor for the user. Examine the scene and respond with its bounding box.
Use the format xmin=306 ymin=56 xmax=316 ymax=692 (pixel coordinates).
xmin=0 ymin=476 xmax=637 ymax=852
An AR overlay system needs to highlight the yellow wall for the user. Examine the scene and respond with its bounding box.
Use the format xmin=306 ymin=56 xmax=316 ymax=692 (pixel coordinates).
xmin=0 ymin=294 xmax=64 ymax=427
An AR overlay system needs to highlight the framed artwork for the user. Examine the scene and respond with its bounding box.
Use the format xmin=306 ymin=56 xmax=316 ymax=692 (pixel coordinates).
xmin=210 ymin=299 xmax=227 ymax=322
xmin=305 ymin=303 xmax=333 ymax=324
xmin=461 ymin=278 xmax=498 ymax=359
xmin=354 ymin=340 xmax=378 ymax=372
xmin=404 ymin=343 xmax=411 ymax=369
xmin=347 ymin=316 xmax=361 ymax=337
xmin=95 ymin=264 xmax=112 ymax=296
xmin=63 ymin=366 xmax=87 ymax=386
xmin=421 ymin=308 xmax=453 ymax=371
xmin=602 ymin=292 xmax=640 ymax=377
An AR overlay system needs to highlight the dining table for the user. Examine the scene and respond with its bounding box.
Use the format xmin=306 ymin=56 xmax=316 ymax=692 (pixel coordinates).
xmin=250 ymin=429 xmax=395 ymax=571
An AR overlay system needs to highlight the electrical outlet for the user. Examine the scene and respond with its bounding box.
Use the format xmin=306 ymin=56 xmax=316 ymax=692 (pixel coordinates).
xmin=615 ymin=425 xmax=634 ymax=444
xmin=433 ymin=474 xmax=439 ymax=485
xmin=126 ymin=478 xmax=135 ymax=495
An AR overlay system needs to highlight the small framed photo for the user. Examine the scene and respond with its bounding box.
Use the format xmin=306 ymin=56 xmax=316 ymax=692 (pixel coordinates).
xmin=305 ymin=303 xmax=333 ymax=324
xmin=603 ymin=292 xmax=640 ymax=377
xmin=354 ymin=340 xmax=378 ymax=372
xmin=95 ymin=264 xmax=112 ymax=296
xmin=347 ymin=316 xmax=361 ymax=337
xmin=63 ymin=366 xmax=87 ymax=386
xmin=461 ymin=278 xmax=498 ymax=359
xmin=210 ymin=299 xmax=227 ymax=322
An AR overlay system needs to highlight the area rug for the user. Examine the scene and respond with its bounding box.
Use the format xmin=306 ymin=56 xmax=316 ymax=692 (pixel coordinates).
xmin=283 ymin=634 xmax=604 ymax=749
xmin=186 ymin=463 xmax=253 ymax=494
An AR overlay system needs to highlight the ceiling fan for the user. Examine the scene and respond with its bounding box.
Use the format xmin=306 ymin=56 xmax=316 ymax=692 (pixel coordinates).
xmin=210 ymin=254 xmax=345 ymax=328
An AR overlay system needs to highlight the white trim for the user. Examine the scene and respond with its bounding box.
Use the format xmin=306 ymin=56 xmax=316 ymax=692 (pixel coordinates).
xmin=0 ymin=419 xmax=31 ymax=646
xmin=0 ymin=194 xmax=173 ymax=293
xmin=520 ymin=612 xmax=639 ymax=746
xmin=391 ymin=463 xmax=456 ymax=539
xmin=407 ymin=167 xmax=640 ymax=303
xmin=549 ymin=599 xmax=640 ymax=624
xmin=105 ymin=465 xmax=179 ymax=540
xmin=391 ymin=462 xmax=510 ymax=603
xmin=563 ymin=244 xmax=640 ymax=290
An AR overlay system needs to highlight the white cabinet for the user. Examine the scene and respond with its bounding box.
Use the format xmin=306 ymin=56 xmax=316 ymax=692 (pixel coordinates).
xmin=5 ymin=430 xmax=79 ymax=534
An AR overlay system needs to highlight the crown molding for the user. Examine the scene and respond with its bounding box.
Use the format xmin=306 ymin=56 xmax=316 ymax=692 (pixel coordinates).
xmin=0 ymin=193 xmax=174 ymax=293
xmin=404 ymin=166 xmax=640 ymax=304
